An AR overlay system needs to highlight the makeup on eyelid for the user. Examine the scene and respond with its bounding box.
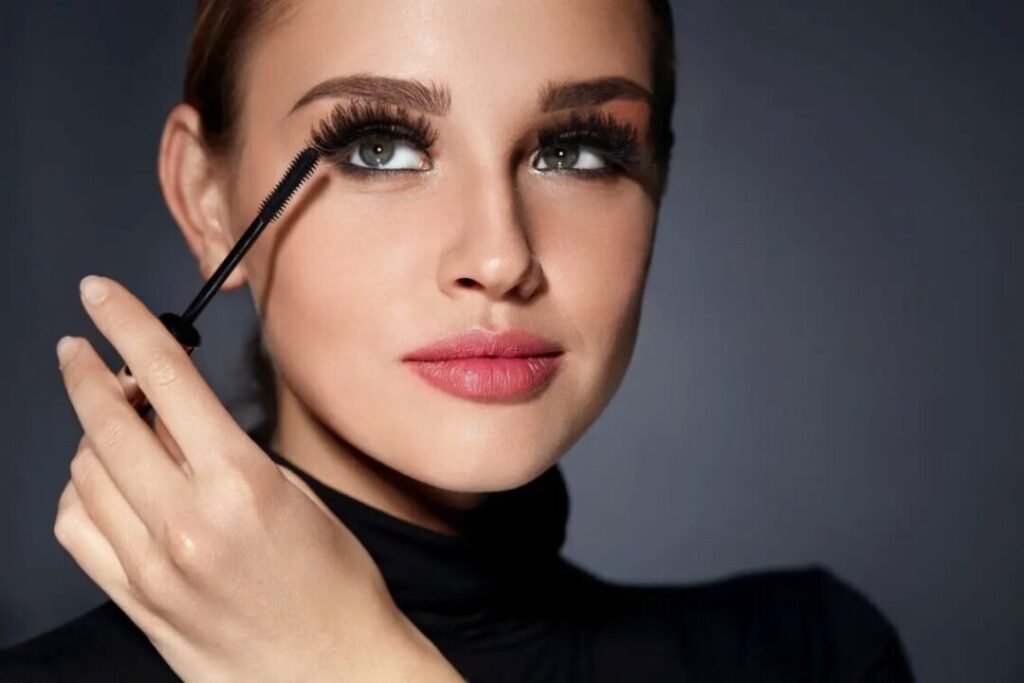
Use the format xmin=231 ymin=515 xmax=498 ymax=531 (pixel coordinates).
xmin=308 ymin=98 xmax=647 ymax=180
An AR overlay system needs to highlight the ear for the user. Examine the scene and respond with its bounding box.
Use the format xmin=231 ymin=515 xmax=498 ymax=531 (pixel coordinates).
xmin=157 ymin=103 xmax=247 ymax=290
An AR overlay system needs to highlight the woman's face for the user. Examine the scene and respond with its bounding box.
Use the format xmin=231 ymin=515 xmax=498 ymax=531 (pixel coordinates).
xmin=225 ymin=0 xmax=659 ymax=492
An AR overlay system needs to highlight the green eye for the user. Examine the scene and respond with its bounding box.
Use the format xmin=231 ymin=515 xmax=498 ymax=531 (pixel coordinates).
xmin=348 ymin=135 xmax=431 ymax=171
xmin=533 ymin=143 xmax=610 ymax=172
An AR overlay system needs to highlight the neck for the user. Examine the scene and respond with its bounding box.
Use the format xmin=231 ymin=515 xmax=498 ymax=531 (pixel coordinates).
xmin=269 ymin=385 xmax=491 ymax=537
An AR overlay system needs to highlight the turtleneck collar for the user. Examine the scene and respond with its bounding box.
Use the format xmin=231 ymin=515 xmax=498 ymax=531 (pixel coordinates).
xmin=253 ymin=431 xmax=573 ymax=643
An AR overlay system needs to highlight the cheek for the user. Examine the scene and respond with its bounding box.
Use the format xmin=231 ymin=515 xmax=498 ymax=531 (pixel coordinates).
xmin=257 ymin=189 xmax=428 ymax=355
xmin=253 ymin=193 xmax=430 ymax=465
xmin=532 ymin=186 xmax=654 ymax=360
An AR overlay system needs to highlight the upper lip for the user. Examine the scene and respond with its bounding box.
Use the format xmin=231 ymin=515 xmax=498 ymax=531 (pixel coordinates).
xmin=402 ymin=328 xmax=564 ymax=361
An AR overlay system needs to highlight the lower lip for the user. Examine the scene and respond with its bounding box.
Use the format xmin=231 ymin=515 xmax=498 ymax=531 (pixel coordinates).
xmin=404 ymin=354 xmax=563 ymax=401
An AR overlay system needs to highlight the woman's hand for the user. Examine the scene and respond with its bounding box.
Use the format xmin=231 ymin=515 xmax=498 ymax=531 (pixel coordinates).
xmin=52 ymin=275 xmax=464 ymax=682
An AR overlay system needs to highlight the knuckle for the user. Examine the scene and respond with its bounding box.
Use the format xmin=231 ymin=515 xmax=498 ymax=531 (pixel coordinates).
xmin=52 ymin=510 xmax=71 ymax=546
xmin=93 ymin=412 xmax=128 ymax=451
xmin=217 ymin=463 xmax=254 ymax=499
xmin=144 ymin=348 xmax=185 ymax=388
xmin=53 ymin=505 xmax=83 ymax=549
xmin=206 ymin=486 xmax=248 ymax=532
xmin=56 ymin=480 xmax=76 ymax=513
xmin=128 ymin=551 xmax=176 ymax=602
xmin=69 ymin=448 xmax=96 ymax=488
xmin=208 ymin=467 xmax=272 ymax=527
xmin=163 ymin=519 xmax=206 ymax=574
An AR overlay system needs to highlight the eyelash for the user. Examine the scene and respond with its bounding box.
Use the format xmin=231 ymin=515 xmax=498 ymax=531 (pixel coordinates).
xmin=308 ymin=99 xmax=643 ymax=180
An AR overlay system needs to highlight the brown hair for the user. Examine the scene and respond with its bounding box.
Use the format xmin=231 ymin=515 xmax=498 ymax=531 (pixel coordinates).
xmin=182 ymin=0 xmax=677 ymax=444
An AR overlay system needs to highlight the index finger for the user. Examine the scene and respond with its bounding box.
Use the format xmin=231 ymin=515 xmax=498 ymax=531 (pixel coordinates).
xmin=78 ymin=275 xmax=251 ymax=474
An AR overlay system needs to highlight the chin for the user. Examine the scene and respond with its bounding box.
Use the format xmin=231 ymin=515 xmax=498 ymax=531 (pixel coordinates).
xmin=395 ymin=433 xmax=564 ymax=494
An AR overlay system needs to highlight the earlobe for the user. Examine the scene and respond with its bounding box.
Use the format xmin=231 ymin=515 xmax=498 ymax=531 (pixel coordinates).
xmin=157 ymin=103 xmax=247 ymax=290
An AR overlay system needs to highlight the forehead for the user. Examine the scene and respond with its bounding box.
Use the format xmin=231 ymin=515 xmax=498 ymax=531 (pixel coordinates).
xmin=245 ymin=0 xmax=654 ymax=120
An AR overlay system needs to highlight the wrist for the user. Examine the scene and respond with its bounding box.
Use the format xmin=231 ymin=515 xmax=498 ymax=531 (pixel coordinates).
xmin=305 ymin=604 xmax=464 ymax=682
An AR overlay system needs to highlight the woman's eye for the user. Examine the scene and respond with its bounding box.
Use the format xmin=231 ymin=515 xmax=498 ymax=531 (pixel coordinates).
xmin=346 ymin=135 xmax=429 ymax=171
xmin=532 ymin=143 xmax=608 ymax=172
xmin=338 ymin=135 xmax=614 ymax=175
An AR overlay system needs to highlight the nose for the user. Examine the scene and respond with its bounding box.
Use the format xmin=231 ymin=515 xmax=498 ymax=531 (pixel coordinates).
xmin=437 ymin=166 xmax=543 ymax=303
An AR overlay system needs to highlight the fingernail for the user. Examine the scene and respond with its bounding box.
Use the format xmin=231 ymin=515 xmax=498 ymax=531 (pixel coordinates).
xmin=80 ymin=275 xmax=109 ymax=305
xmin=56 ymin=336 xmax=79 ymax=367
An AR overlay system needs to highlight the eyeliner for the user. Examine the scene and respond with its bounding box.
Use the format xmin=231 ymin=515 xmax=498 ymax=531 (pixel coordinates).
xmin=120 ymin=146 xmax=321 ymax=419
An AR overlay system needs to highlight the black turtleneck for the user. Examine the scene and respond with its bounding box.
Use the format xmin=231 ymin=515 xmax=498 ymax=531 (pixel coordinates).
xmin=1 ymin=431 xmax=914 ymax=681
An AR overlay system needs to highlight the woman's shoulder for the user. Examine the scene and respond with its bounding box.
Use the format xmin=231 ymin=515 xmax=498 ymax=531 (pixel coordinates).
xmin=0 ymin=600 xmax=179 ymax=682
xmin=570 ymin=562 xmax=914 ymax=681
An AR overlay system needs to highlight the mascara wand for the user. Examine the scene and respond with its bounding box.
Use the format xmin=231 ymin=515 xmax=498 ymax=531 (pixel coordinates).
xmin=120 ymin=146 xmax=321 ymax=419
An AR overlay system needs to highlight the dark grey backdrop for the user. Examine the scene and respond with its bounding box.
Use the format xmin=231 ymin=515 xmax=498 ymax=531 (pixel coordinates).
xmin=3 ymin=2 xmax=1021 ymax=682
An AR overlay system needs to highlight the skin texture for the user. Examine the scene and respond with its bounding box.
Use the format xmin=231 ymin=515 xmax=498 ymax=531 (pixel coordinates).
xmin=53 ymin=1 xmax=661 ymax=679
xmin=55 ymin=279 xmax=465 ymax=681
xmin=162 ymin=0 xmax=660 ymax=532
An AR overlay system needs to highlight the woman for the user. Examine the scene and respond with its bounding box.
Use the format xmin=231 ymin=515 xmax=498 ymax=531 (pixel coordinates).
xmin=1 ymin=0 xmax=914 ymax=680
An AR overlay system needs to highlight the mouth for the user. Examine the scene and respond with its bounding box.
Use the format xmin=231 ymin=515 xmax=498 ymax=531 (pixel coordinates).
xmin=402 ymin=328 xmax=565 ymax=401
xmin=403 ymin=354 xmax=564 ymax=401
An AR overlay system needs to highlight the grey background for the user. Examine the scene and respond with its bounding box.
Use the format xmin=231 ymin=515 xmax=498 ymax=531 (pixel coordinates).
xmin=2 ymin=2 xmax=1021 ymax=681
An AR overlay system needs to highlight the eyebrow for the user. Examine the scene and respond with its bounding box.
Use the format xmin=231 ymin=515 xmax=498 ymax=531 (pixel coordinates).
xmin=289 ymin=74 xmax=652 ymax=116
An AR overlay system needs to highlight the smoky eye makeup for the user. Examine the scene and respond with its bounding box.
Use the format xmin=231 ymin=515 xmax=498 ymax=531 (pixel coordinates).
xmin=309 ymin=99 xmax=438 ymax=179
xmin=533 ymin=109 xmax=644 ymax=178
xmin=308 ymin=98 xmax=645 ymax=181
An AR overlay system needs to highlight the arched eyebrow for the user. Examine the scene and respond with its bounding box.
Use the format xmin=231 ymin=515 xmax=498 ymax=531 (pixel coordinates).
xmin=537 ymin=76 xmax=652 ymax=112
xmin=289 ymin=73 xmax=651 ymax=116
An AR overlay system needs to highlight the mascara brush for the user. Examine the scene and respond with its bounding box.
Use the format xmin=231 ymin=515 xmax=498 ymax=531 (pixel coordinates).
xmin=120 ymin=146 xmax=321 ymax=419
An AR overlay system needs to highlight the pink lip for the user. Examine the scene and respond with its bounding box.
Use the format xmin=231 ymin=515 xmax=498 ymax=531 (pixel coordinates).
xmin=402 ymin=329 xmax=564 ymax=401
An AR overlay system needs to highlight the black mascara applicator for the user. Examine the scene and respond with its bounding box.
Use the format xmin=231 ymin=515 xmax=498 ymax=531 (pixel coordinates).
xmin=120 ymin=146 xmax=321 ymax=419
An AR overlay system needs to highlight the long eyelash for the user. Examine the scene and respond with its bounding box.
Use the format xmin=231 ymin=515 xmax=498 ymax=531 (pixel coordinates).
xmin=307 ymin=101 xmax=643 ymax=179
xmin=309 ymin=99 xmax=438 ymax=175
xmin=536 ymin=110 xmax=643 ymax=173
